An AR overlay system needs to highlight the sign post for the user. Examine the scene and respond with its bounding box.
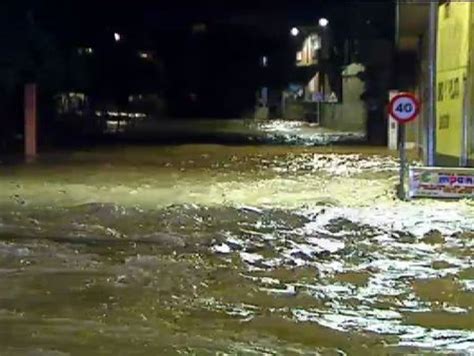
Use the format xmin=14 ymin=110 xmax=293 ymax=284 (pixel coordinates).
xmin=399 ymin=124 xmax=407 ymax=199
xmin=388 ymin=92 xmax=420 ymax=200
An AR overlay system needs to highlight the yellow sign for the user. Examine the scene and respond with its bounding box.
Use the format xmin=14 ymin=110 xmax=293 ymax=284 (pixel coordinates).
xmin=436 ymin=2 xmax=471 ymax=161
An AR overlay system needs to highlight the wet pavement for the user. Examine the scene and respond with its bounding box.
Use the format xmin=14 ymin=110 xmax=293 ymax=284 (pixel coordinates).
xmin=0 ymin=142 xmax=473 ymax=355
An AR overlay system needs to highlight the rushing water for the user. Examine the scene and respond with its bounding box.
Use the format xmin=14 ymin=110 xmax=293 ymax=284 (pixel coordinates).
xmin=0 ymin=144 xmax=473 ymax=355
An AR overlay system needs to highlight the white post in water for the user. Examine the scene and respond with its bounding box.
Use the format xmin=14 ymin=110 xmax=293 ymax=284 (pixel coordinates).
xmin=388 ymin=90 xmax=400 ymax=151
xmin=388 ymin=92 xmax=420 ymax=200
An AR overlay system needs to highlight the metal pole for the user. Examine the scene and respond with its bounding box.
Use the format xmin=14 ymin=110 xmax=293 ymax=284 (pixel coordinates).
xmin=461 ymin=79 xmax=469 ymax=166
xmin=395 ymin=0 xmax=400 ymax=47
xmin=399 ymin=124 xmax=407 ymax=200
xmin=427 ymin=0 xmax=438 ymax=166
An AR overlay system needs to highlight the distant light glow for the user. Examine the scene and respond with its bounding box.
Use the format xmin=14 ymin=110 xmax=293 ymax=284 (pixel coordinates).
xmin=114 ymin=32 xmax=121 ymax=42
xmin=139 ymin=52 xmax=150 ymax=59
xmin=319 ymin=18 xmax=329 ymax=27
xmin=97 ymin=111 xmax=146 ymax=119
xmin=290 ymin=27 xmax=300 ymax=37
xmin=78 ymin=47 xmax=94 ymax=55
xmin=192 ymin=23 xmax=207 ymax=33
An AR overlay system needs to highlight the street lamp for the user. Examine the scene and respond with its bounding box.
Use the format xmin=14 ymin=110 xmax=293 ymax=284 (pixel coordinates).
xmin=318 ymin=18 xmax=329 ymax=28
xmin=290 ymin=27 xmax=300 ymax=37
xmin=114 ymin=32 xmax=121 ymax=42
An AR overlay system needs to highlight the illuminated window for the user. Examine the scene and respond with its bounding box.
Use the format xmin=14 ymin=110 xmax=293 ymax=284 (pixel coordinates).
xmin=77 ymin=47 xmax=94 ymax=55
xmin=310 ymin=35 xmax=321 ymax=51
xmin=296 ymin=51 xmax=303 ymax=62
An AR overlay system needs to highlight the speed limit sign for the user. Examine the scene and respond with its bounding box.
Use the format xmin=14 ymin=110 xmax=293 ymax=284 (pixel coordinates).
xmin=389 ymin=93 xmax=420 ymax=124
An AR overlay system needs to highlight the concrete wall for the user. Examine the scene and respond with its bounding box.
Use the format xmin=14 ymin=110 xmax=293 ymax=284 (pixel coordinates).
xmin=342 ymin=71 xmax=366 ymax=131
xmin=254 ymin=107 xmax=269 ymax=121
xmin=282 ymin=101 xmax=319 ymax=122
xmin=320 ymin=102 xmax=365 ymax=132
xmin=321 ymin=64 xmax=367 ymax=132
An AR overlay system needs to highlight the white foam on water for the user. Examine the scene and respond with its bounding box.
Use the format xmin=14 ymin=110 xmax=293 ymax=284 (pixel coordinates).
xmin=293 ymin=308 xmax=474 ymax=351
xmin=461 ymin=280 xmax=474 ymax=292
xmin=301 ymin=203 xmax=474 ymax=238
xmin=261 ymin=284 xmax=297 ymax=296
xmin=209 ymin=191 xmax=473 ymax=353
xmin=239 ymin=252 xmax=264 ymax=265
xmin=306 ymin=237 xmax=345 ymax=253
xmin=211 ymin=243 xmax=232 ymax=254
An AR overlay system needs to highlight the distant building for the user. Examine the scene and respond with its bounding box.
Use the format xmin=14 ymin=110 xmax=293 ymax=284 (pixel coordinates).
xmin=55 ymin=31 xmax=165 ymax=135
xmin=296 ymin=33 xmax=321 ymax=67
xmin=291 ymin=27 xmax=334 ymax=105
xmin=277 ymin=26 xmax=366 ymax=132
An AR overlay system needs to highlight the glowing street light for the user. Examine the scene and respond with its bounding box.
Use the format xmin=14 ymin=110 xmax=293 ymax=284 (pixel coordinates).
xmin=290 ymin=27 xmax=300 ymax=37
xmin=114 ymin=32 xmax=121 ymax=42
xmin=318 ymin=18 xmax=329 ymax=28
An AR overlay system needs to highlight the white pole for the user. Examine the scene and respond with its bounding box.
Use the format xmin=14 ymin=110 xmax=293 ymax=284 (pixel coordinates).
xmin=388 ymin=91 xmax=399 ymax=150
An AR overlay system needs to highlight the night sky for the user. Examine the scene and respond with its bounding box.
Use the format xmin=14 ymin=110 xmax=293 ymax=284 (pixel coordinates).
xmin=3 ymin=0 xmax=394 ymax=44
xmin=1 ymin=1 xmax=395 ymax=119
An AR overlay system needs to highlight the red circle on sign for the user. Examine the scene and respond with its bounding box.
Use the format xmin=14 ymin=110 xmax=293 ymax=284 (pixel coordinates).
xmin=388 ymin=92 xmax=420 ymax=124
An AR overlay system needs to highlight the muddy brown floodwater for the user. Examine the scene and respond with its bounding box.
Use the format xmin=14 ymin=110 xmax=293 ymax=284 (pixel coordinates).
xmin=0 ymin=144 xmax=473 ymax=355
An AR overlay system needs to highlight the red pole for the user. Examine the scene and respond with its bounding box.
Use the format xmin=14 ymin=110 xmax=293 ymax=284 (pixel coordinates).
xmin=24 ymin=83 xmax=37 ymax=161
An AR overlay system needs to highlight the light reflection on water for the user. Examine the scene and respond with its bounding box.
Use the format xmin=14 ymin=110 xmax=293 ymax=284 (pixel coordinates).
xmin=0 ymin=145 xmax=473 ymax=354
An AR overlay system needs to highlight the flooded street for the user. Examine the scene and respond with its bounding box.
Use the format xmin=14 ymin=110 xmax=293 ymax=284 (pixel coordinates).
xmin=0 ymin=144 xmax=473 ymax=355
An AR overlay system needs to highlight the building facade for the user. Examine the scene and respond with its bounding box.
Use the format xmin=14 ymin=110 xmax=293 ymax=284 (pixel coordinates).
xmin=396 ymin=0 xmax=474 ymax=167
xmin=436 ymin=1 xmax=474 ymax=166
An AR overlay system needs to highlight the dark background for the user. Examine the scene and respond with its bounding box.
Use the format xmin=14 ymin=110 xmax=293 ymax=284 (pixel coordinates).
xmin=0 ymin=0 xmax=395 ymax=148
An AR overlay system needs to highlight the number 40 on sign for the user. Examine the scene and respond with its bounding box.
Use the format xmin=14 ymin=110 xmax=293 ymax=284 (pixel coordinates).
xmin=389 ymin=93 xmax=420 ymax=124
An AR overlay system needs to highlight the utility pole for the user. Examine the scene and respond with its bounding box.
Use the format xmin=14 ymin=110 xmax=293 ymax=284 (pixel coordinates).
xmin=24 ymin=84 xmax=37 ymax=162
xmin=427 ymin=0 xmax=438 ymax=166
